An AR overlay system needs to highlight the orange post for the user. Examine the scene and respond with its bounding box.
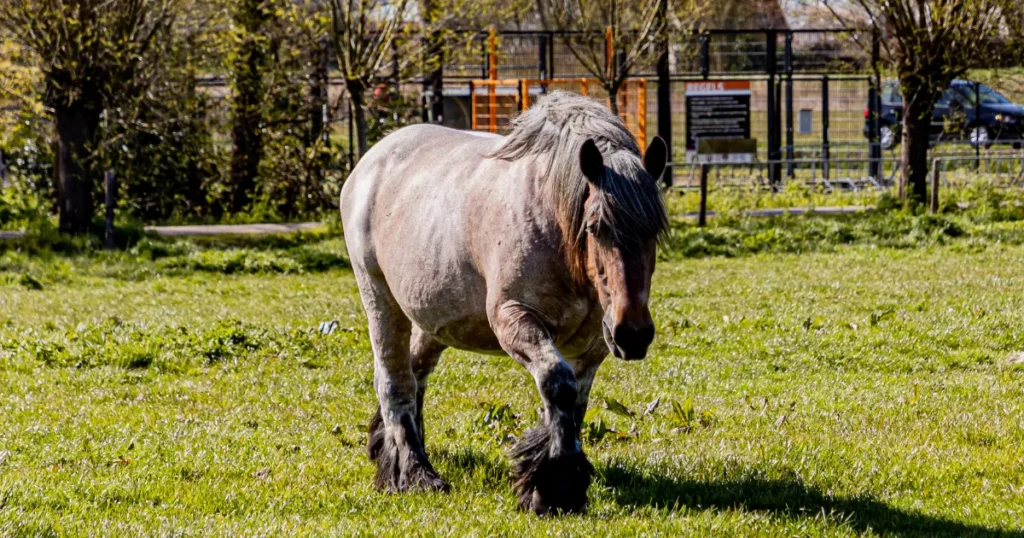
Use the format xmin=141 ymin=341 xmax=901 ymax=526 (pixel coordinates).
xmin=580 ymin=78 xmax=588 ymax=96
xmin=521 ymin=79 xmax=530 ymax=109
xmin=636 ymin=80 xmax=647 ymax=153
xmin=488 ymin=28 xmax=498 ymax=133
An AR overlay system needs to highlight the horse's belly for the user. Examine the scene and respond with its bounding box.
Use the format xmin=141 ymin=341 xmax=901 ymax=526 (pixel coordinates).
xmin=391 ymin=266 xmax=503 ymax=353
xmin=429 ymin=313 xmax=504 ymax=355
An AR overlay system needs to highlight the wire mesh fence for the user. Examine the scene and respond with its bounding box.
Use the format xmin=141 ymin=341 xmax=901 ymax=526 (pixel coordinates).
xmin=5 ymin=26 xmax=1024 ymax=215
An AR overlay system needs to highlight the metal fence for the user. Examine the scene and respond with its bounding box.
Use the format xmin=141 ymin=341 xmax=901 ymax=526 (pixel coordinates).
xmin=6 ymin=26 xmax=1024 ymax=195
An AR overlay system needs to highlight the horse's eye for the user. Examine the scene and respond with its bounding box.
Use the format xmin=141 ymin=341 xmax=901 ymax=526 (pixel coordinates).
xmin=585 ymin=223 xmax=597 ymax=236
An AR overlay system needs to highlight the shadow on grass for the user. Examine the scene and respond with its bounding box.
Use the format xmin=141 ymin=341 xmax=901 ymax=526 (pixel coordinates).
xmin=432 ymin=446 xmax=512 ymax=491
xmin=602 ymin=464 xmax=1023 ymax=538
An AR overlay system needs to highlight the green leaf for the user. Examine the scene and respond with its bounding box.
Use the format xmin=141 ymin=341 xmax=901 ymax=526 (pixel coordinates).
xmin=604 ymin=397 xmax=634 ymax=418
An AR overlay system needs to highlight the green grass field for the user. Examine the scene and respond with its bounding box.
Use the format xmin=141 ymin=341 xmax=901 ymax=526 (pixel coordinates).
xmin=2 ymin=223 xmax=1024 ymax=536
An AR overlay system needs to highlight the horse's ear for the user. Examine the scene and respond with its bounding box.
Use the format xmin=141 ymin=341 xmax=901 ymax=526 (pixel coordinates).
xmin=643 ymin=136 xmax=667 ymax=181
xmin=579 ymin=139 xmax=604 ymax=184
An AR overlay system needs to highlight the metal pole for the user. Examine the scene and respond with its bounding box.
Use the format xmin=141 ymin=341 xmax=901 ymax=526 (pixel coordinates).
xmin=548 ymin=32 xmax=555 ymax=79
xmin=430 ymin=30 xmax=444 ymax=125
xmin=489 ymin=28 xmax=497 ymax=134
xmin=974 ymin=81 xmax=981 ymax=171
xmin=656 ymin=0 xmax=673 ymax=187
xmin=481 ymin=36 xmax=487 ymax=79
xmin=930 ymin=158 xmax=940 ymax=213
xmin=105 ymin=170 xmax=115 ymax=249
xmin=347 ymin=98 xmax=354 ymax=170
xmin=699 ymin=33 xmax=709 ymax=80
xmin=538 ymin=35 xmax=548 ymax=80
xmin=869 ymin=30 xmax=882 ymax=179
xmin=698 ymin=163 xmax=709 ymax=227
xmin=0 ymin=149 xmax=8 ymax=188
xmin=784 ymin=32 xmax=794 ymax=178
xmin=470 ymin=81 xmax=477 ymax=130
xmin=766 ymin=30 xmax=780 ymax=186
xmin=322 ymin=104 xmax=329 ymax=143
xmin=822 ymin=74 xmax=830 ymax=184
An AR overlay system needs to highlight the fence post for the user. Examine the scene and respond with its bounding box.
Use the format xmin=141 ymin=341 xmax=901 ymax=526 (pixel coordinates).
xmin=470 ymin=81 xmax=477 ymax=130
xmin=656 ymin=0 xmax=673 ymax=188
xmin=548 ymin=32 xmax=555 ymax=79
xmin=766 ymin=30 xmax=781 ymax=186
xmin=480 ymin=36 xmax=488 ymax=79
xmin=784 ymin=31 xmax=794 ymax=178
xmin=538 ymin=35 xmax=548 ymax=80
xmin=347 ymin=99 xmax=354 ymax=170
xmin=974 ymin=80 xmax=981 ymax=172
xmin=699 ymin=32 xmax=709 ymax=80
xmin=0 ymin=149 xmax=7 ymax=188
xmin=698 ymin=163 xmax=709 ymax=227
xmin=869 ymin=29 xmax=882 ymax=179
xmin=429 ymin=30 xmax=444 ymax=124
xmin=636 ymin=79 xmax=647 ymax=153
xmin=488 ymin=28 xmax=497 ymax=134
xmin=105 ymin=169 xmax=115 ymax=250
xmin=821 ymin=74 xmax=830 ymax=184
xmin=930 ymin=158 xmax=940 ymax=213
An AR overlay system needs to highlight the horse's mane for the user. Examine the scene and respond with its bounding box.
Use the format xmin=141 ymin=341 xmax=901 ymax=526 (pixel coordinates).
xmin=490 ymin=91 xmax=669 ymax=286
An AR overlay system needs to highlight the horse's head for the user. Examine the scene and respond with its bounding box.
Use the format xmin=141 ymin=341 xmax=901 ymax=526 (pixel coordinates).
xmin=578 ymin=137 xmax=668 ymax=361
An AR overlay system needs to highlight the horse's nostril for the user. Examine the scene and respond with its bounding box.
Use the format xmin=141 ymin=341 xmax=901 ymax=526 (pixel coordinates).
xmin=612 ymin=323 xmax=655 ymax=358
xmin=638 ymin=323 xmax=655 ymax=346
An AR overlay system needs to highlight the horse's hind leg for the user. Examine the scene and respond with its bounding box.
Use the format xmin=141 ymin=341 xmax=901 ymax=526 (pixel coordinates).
xmin=494 ymin=304 xmax=593 ymax=515
xmin=357 ymin=273 xmax=447 ymax=493
xmin=411 ymin=328 xmax=446 ymax=445
xmin=369 ymin=327 xmax=446 ymax=453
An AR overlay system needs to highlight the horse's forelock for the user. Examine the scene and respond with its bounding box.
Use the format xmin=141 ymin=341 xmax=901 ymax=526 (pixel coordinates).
xmin=490 ymin=92 xmax=669 ymax=285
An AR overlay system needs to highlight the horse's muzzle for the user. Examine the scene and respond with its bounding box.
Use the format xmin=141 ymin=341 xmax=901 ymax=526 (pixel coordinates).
xmin=603 ymin=319 xmax=654 ymax=361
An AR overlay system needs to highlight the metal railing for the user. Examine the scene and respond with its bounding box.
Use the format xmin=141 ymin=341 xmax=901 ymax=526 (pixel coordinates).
xmin=674 ymin=151 xmax=1024 ymax=224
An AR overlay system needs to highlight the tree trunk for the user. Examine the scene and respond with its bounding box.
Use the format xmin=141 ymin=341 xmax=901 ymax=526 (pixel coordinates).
xmin=229 ymin=91 xmax=263 ymax=214
xmin=349 ymin=82 xmax=369 ymax=161
xmin=229 ymin=0 xmax=271 ymax=215
xmin=607 ymin=84 xmax=619 ymax=116
xmin=309 ymin=39 xmax=328 ymax=146
xmin=54 ymin=106 xmax=100 ymax=234
xmin=900 ymin=90 xmax=934 ymax=205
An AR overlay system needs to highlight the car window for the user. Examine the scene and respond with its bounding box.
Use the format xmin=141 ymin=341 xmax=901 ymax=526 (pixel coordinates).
xmin=956 ymin=83 xmax=1012 ymax=106
xmin=882 ymin=84 xmax=901 ymax=104
xmin=936 ymin=88 xmax=959 ymax=106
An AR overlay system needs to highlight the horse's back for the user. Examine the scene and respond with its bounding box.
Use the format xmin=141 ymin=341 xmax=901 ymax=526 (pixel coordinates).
xmin=341 ymin=124 xmax=500 ymax=264
xmin=340 ymin=124 xmax=508 ymax=351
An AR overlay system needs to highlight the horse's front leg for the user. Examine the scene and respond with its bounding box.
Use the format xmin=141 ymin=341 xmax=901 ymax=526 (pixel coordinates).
xmin=494 ymin=303 xmax=594 ymax=515
xmin=567 ymin=346 xmax=608 ymax=436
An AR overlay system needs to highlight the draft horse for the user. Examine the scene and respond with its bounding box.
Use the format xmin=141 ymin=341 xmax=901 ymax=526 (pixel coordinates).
xmin=341 ymin=92 xmax=668 ymax=514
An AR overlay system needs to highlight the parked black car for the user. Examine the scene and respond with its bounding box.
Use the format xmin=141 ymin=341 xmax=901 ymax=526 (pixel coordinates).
xmin=864 ymin=80 xmax=1024 ymax=150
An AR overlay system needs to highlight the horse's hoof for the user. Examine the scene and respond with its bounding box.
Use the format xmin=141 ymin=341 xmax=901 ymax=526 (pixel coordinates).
xmin=372 ymin=437 xmax=450 ymax=493
xmin=511 ymin=426 xmax=593 ymax=515
xmin=375 ymin=457 xmax=450 ymax=494
xmin=402 ymin=466 xmax=451 ymax=493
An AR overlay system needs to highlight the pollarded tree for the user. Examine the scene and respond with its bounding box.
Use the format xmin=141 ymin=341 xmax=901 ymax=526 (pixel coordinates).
xmin=0 ymin=0 xmax=178 ymax=233
xmin=829 ymin=0 xmax=1016 ymax=204
xmin=535 ymin=0 xmax=703 ymax=115
xmin=328 ymin=0 xmax=414 ymax=161
xmin=228 ymin=0 xmax=277 ymax=214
